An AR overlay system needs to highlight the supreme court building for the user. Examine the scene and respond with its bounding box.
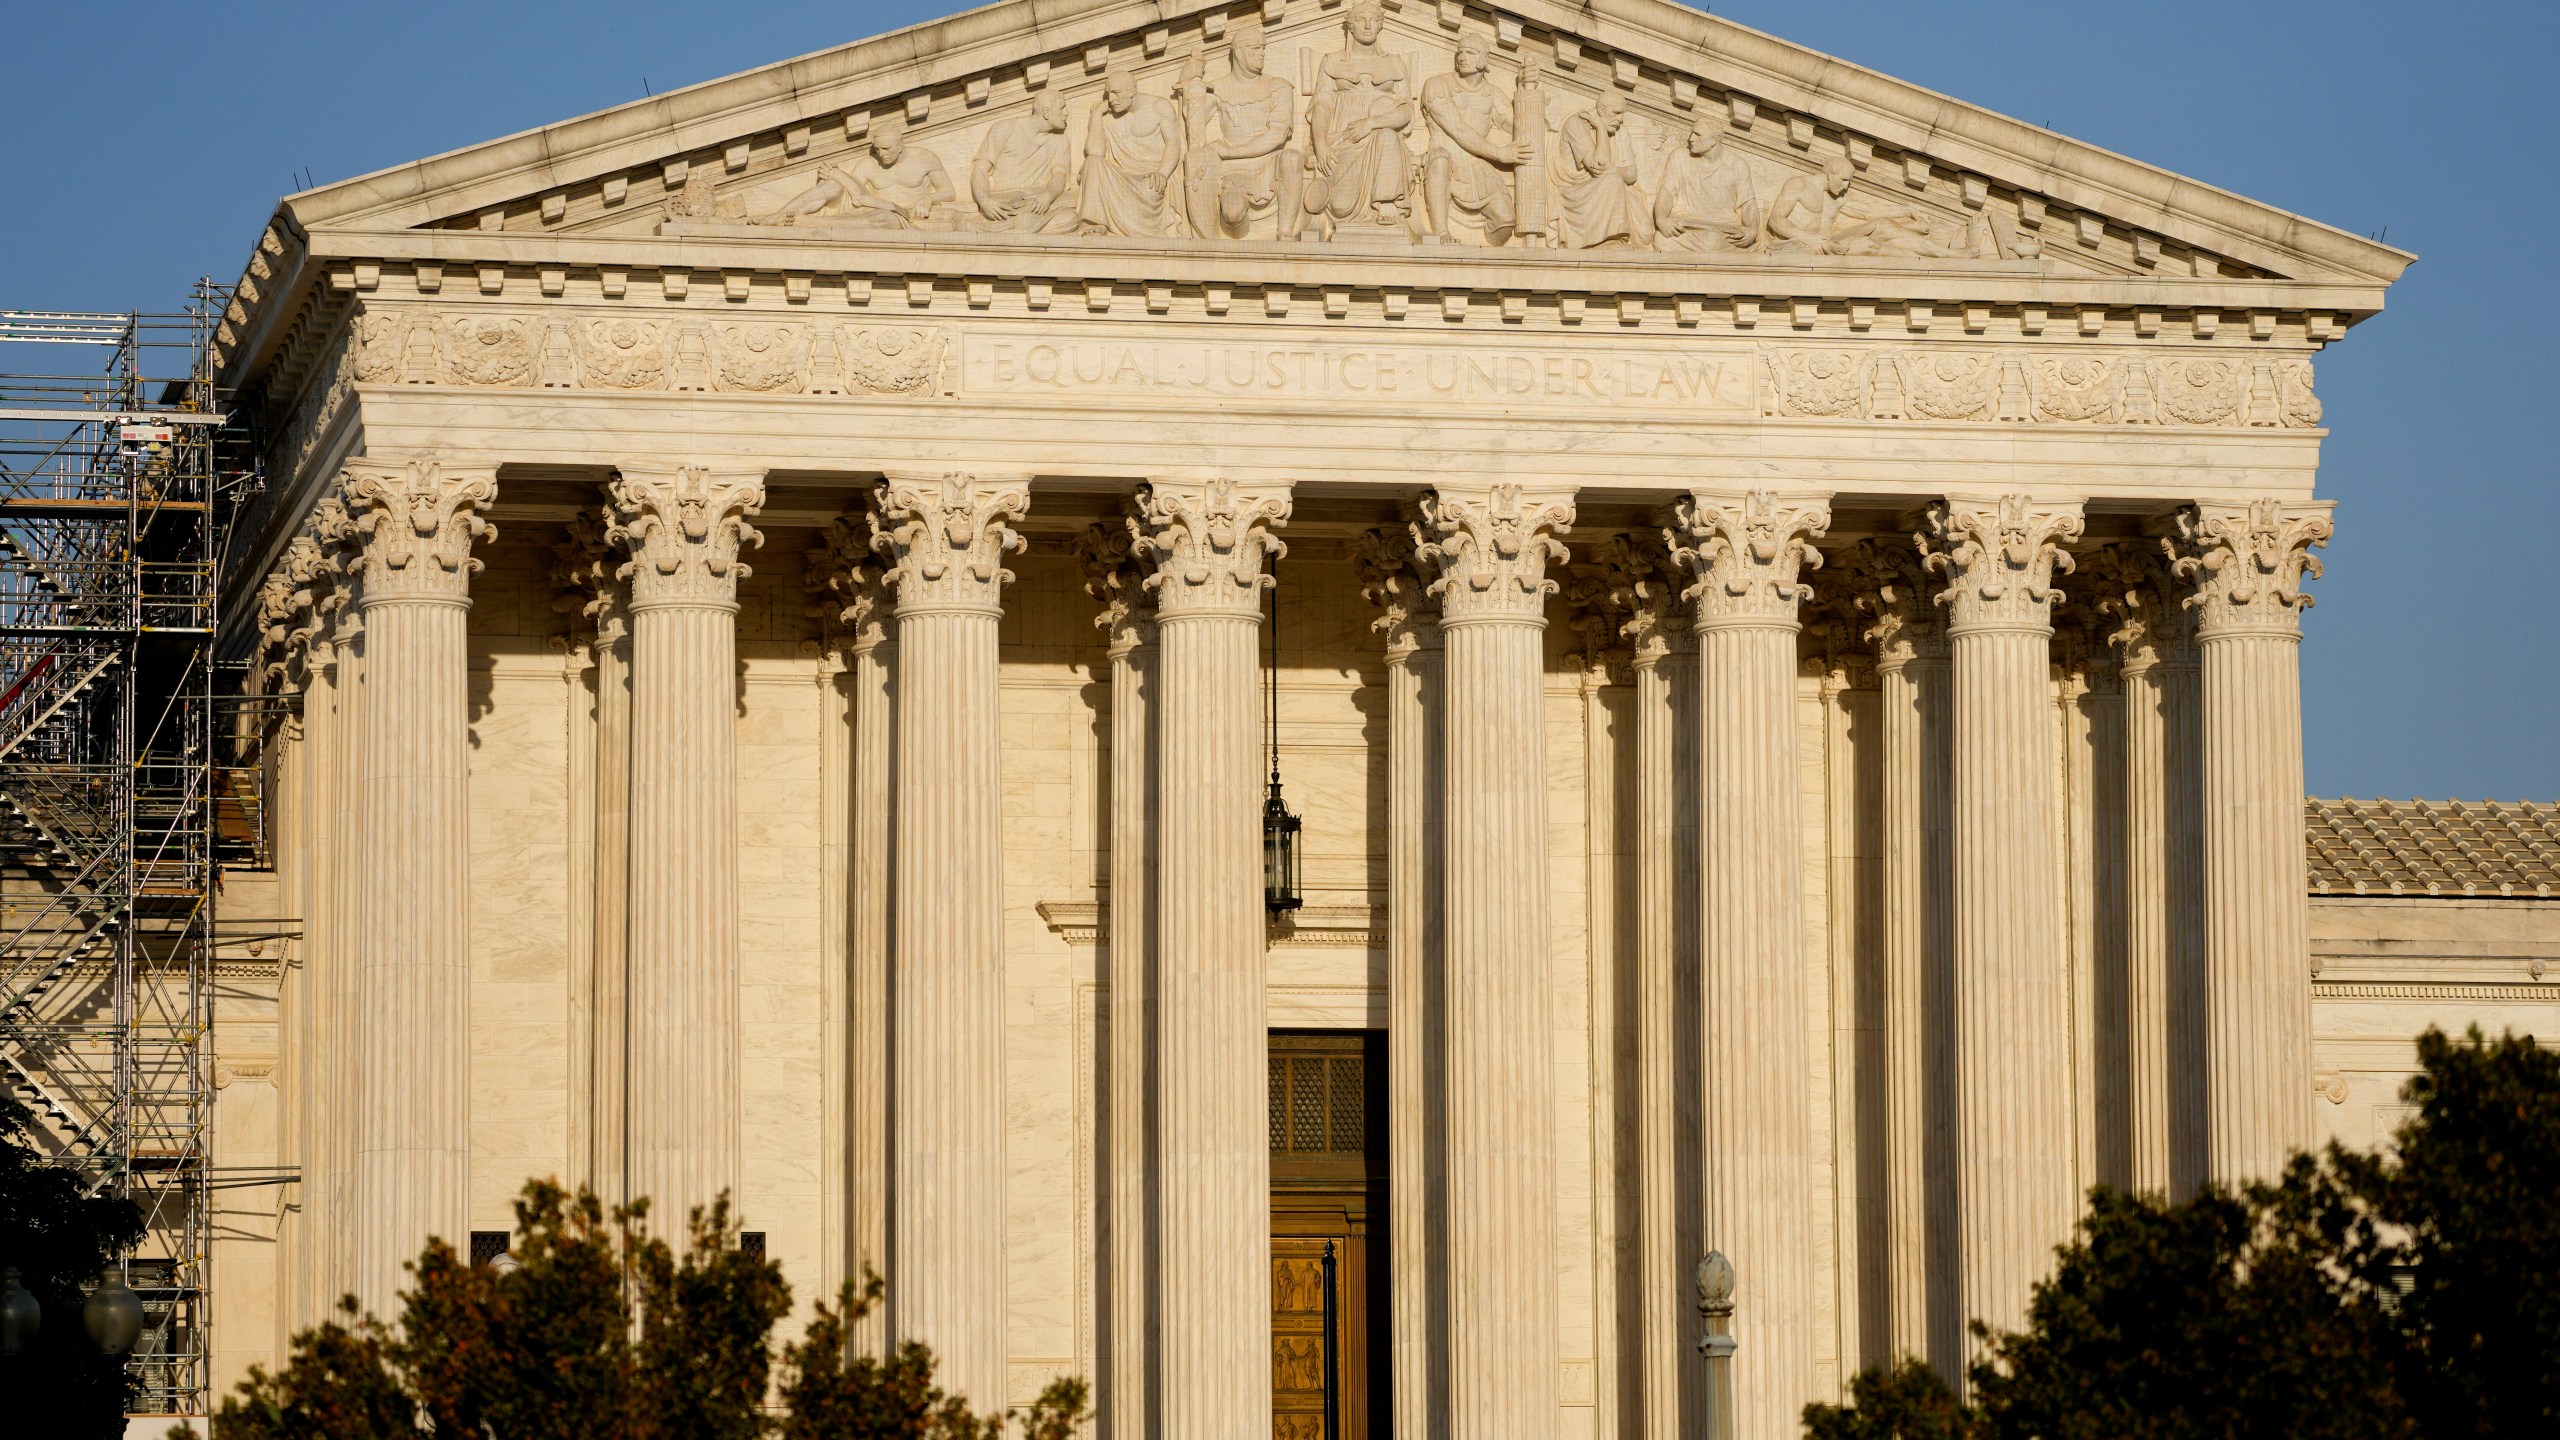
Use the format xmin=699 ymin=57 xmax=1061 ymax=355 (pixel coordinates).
xmin=199 ymin=1 xmax=2547 ymax=1436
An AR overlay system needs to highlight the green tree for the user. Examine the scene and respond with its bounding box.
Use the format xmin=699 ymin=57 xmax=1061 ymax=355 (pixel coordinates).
xmin=0 ymin=1094 xmax=147 ymax=1439
xmin=206 ymin=1179 xmax=1086 ymax=1440
xmin=1804 ymin=1027 xmax=2557 ymax=1439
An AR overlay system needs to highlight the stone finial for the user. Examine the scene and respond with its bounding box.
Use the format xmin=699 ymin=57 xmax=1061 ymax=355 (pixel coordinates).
xmin=339 ymin=457 xmax=499 ymax=604
xmin=1667 ymin=489 xmax=1831 ymax=631
xmin=2172 ymin=499 xmax=2333 ymax=639
xmin=1413 ymin=484 xmax=1575 ymax=627
xmin=607 ymin=466 xmax=766 ymax=612
xmin=1130 ymin=479 xmax=1291 ymax=621
xmin=1919 ymin=494 xmax=2085 ymax=634
xmin=870 ymin=472 xmax=1029 ymax=616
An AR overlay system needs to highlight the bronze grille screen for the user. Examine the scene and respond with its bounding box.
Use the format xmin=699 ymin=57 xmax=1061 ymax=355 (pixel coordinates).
xmin=1268 ymin=1038 xmax=1366 ymax=1155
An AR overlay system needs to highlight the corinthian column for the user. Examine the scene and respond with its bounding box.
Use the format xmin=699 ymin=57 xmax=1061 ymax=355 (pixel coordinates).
xmin=1668 ymin=490 xmax=1831 ymax=1440
xmin=1922 ymin=495 xmax=2085 ymax=1345
xmin=1848 ymin=541 xmax=1955 ymax=1373
xmin=2104 ymin=549 xmax=2204 ymax=1197
xmin=1414 ymin=483 xmax=1574 ymax=1440
xmin=608 ymin=466 xmax=765 ymax=1225
xmin=873 ymin=473 xmax=1028 ymax=1409
xmin=807 ymin=516 xmax=895 ymax=1353
xmin=340 ymin=456 xmax=496 ymax=1314
xmin=554 ymin=515 xmax=632 ymax=1208
xmin=1355 ymin=523 xmax=1445 ymax=1440
xmin=1076 ymin=520 xmax=1160 ymax=1439
xmin=1130 ymin=479 xmax=1291 ymax=1438
xmin=2175 ymin=501 xmax=2332 ymax=1183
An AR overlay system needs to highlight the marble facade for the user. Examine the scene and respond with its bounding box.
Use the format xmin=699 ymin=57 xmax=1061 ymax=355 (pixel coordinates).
xmin=191 ymin=1 xmax=2531 ymax=1436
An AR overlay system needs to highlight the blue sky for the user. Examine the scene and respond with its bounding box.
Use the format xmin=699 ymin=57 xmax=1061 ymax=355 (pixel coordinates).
xmin=6 ymin=1 xmax=2550 ymax=800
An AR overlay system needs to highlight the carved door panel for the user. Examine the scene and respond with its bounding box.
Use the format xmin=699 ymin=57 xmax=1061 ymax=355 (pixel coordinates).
xmin=1270 ymin=1031 xmax=1386 ymax=1440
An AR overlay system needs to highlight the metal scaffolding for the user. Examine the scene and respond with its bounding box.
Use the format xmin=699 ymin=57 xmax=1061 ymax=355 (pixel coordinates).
xmin=0 ymin=290 xmax=253 ymax=1418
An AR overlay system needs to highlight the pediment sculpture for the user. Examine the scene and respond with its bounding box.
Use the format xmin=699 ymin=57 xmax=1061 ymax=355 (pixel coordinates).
xmin=666 ymin=5 xmax=2047 ymax=262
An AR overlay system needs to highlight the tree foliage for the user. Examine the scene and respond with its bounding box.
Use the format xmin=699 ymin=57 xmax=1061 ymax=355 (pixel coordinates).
xmin=205 ymin=1179 xmax=1087 ymax=1440
xmin=1805 ymin=1027 xmax=2559 ymax=1439
xmin=0 ymin=1094 xmax=147 ymax=1439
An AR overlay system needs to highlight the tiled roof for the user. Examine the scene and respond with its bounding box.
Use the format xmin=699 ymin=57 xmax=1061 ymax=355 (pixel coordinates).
xmin=2306 ymin=798 xmax=2560 ymax=897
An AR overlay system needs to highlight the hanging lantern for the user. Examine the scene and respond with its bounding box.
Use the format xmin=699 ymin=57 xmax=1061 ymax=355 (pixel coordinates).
xmin=1263 ymin=552 xmax=1302 ymax=916
xmin=1263 ymin=777 xmax=1303 ymax=914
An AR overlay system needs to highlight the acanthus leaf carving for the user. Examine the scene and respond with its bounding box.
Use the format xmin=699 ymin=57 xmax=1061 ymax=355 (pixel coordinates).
xmin=870 ymin=473 xmax=1029 ymax=616
xmin=339 ymin=458 xmax=499 ymax=604
xmin=1073 ymin=516 xmax=1155 ymax=655
xmin=2171 ymin=499 xmax=2331 ymax=638
xmin=606 ymin=465 xmax=767 ymax=611
xmin=1829 ymin=538 xmax=1942 ymax=671
xmin=805 ymin=510 xmax=895 ymax=658
xmin=551 ymin=510 xmax=628 ymax=660
xmin=1564 ymin=528 xmax=1685 ymax=674
xmin=1666 ymin=489 xmax=1831 ymax=631
xmin=1352 ymin=518 xmax=1438 ymax=663
xmin=1413 ymin=483 xmax=1575 ymax=626
xmin=1130 ymin=478 xmax=1292 ymax=621
xmin=1919 ymin=495 xmax=2084 ymax=634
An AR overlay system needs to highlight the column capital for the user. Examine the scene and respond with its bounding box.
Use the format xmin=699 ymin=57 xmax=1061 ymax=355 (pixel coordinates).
xmin=2172 ymin=500 xmax=2333 ymax=641
xmin=2070 ymin=540 xmax=2188 ymax=678
xmin=1921 ymin=495 xmax=2085 ymax=637
xmin=1353 ymin=518 xmax=1441 ymax=665
xmin=1668 ymin=488 xmax=1832 ymax=633
xmin=1562 ymin=530 xmax=1686 ymax=681
xmin=871 ymin=472 xmax=1029 ymax=618
xmin=1828 ymin=538 xmax=1944 ymax=673
xmin=1131 ymin=478 xmax=1292 ymax=623
xmin=1414 ymin=484 xmax=1576 ymax=629
xmin=550 ymin=511 xmax=627 ymax=666
xmin=608 ymin=465 xmax=767 ymax=613
xmin=1073 ymin=517 xmax=1156 ymax=658
xmin=806 ymin=512 xmax=895 ymax=659
xmin=339 ymin=457 xmax=499 ymax=607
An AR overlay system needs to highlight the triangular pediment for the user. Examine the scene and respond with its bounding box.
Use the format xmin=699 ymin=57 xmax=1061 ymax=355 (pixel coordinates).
xmin=271 ymin=0 xmax=2408 ymax=287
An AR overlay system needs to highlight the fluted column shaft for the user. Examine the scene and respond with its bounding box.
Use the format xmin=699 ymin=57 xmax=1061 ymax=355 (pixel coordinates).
xmin=1926 ymin=496 xmax=2084 ymax=1347
xmin=610 ymin=466 xmax=765 ymax=1226
xmin=1418 ymin=485 xmax=1574 ymax=1440
xmin=1133 ymin=480 xmax=1290 ymax=1440
xmin=342 ymin=458 xmax=496 ymax=1315
xmin=1356 ymin=525 xmax=1445 ymax=1440
xmin=2110 ymin=550 xmax=2200 ymax=1198
xmin=876 ymin=474 xmax=1028 ymax=1409
xmin=1634 ymin=637 xmax=1694 ymax=1440
xmin=555 ymin=517 xmax=632 ymax=1208
xmin=1865 ymin=565 xmax=1952 ymax=1371
xmin=1670 ymin=491 xmax=1830 ymax=1440
xmin=1077 ymin=522 xmax=1160 ymax=1439
xmin=2181 ymin=502 xmax=2331 ymax=1182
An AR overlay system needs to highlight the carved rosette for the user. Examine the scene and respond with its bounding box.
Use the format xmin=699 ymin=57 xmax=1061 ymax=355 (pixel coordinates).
xmin=1920 ymin=495 xmax=2086 ymax=636
xmin=1072 ymin=519 xmax=1155 ymax=658
xmin=805 ymin=513 xmax=895 ymax=659
xmin=1667 ymin=489 xmax=1832 ymax=633
xmin=2172 ymin=500 xmax=2333 ymax=640
xmin=607 ymin=466 xmax=767 ymax=613
xmin=550 ymin=511 xmax=628 ymax=663
xmin=870 ymin=473 xmax=1030 ymax=618
xmin=339 ymin=458 xmax=499 ymax=606
xmin=1130 ymin=480 xmax=1292 ymax=623
xmin=1413 ymin=485 xmax=1576 ymax=629
xmin=1352 ymin=519 xmax=1440 ymax=665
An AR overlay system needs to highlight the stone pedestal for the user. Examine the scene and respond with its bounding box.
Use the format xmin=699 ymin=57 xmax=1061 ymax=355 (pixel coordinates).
xmin=1924 ymin=495 xmax=2085 ymax=1348
xmin=2179 ymin=501 xmax=2332 ymax=1183
xmin=1133 ymin=479 xmax=1291 ymax=1440
xmin=609 ymin=466 xmax=765 ymax=1226
xmin=1670 ymin=490 xmax=1830 ymax=1440
xmin=1416 ymin=483 xmax=1574 ymax=1440
xmin=875 ymin=473 xmax=1027 ymax=1409
xmin=340 ymin=457 xmax=496 ymax=1315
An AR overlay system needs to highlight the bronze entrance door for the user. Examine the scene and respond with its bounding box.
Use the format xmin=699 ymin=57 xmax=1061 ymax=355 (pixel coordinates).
xmin=1269 ymin=1031 xmax=1388 ymax=1440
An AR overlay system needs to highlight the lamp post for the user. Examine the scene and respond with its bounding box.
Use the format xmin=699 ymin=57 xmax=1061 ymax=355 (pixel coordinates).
xmin=1696 ymin=1251 xmax=1736 ymax=1440
xmin=84 ymin=1270 xmax=144 ymax=1358
xmin=1262 ymin=553 xmax=1302 ymax=914
xmin=0 ymin=1268 xmax=38 ymax=1356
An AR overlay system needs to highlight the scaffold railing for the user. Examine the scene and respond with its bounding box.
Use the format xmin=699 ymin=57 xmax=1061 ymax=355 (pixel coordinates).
xmin=0 ymin=291 xmax=248 ymax=1419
